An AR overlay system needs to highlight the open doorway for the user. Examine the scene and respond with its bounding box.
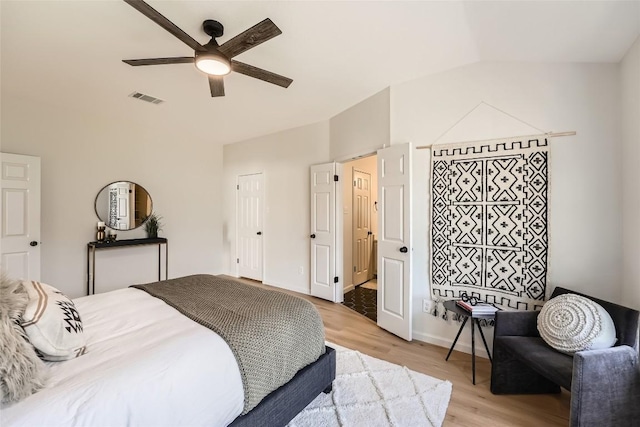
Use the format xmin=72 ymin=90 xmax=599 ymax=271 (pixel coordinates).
xmin=341 ymin=154 xmax=378 ymax=322
xmin=310 ymin=144 xmax=412 ymax=339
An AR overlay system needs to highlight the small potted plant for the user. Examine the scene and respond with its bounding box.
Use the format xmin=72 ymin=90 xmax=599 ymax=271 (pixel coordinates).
xmin=144 ymin=213 xmax=163 ymax=239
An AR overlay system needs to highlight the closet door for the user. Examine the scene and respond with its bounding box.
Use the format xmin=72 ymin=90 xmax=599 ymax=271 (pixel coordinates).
xmin=237 ymin=173 xmax=264 ymax=281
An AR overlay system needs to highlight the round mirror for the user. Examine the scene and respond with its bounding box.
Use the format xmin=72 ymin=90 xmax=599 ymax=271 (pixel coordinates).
xmin=95 ymin=181 xmax=152 ymax=230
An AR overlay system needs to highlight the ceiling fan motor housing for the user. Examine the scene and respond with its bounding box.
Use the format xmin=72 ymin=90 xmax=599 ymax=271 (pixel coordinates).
xmin=197 ymin=20 xmax=230 ymax=75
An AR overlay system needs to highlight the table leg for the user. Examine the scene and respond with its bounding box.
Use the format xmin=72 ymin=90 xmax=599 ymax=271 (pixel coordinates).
xmin=91 ymin=246 xmax=96 ymax=296
xmin=86 ymin=245 xmax=90 ymax=296
xmin=165 ymin=242 xmax=168 ymax=280
xmin=476 ymin=319 xmax=493 ymax=363
xmin=445 ymin=316 xmax=468 ymax=361
xmin=158 ymin=244 xmax=161 ymax=281
xmin=471 ymin=317 xmax=476 ymax=385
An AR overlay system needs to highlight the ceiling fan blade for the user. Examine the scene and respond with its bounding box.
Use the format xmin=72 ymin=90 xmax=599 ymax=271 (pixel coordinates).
xmin=231 ymin=60 xmax=293 ymax=88
xmin=123 ymin=0 xmax=206 ymax=52
xmin=123 ymin=57 xmax=194 ymax=66
xmin=218 ymin=18 xmax=282 ymax=59
xmin=208 ymin=76 xmax=225 ymax=97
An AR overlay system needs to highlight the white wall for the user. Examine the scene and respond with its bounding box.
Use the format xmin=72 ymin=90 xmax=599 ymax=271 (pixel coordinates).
xmin=330 ymin=89 xmax=388 ymax=291
xmin=222 ymin=121 xmax=330 ymax=294
xmin=1 ymin=96 xmax=224 ymax=298
xmin=621 ymin=36 xmax=640 ymax=310
xmin=221 ymin=88 xmax=389 ymax=295
xmin=330 ymin=88 xmax=390 ymax=160
xmin=391 ymin=61 xmax=623 ymax=355
xmin=342 ymin=155 xmax=378 ymax=291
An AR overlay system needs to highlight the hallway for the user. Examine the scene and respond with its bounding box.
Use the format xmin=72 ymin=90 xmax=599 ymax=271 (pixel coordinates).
xmin=342 ymin=279 xmax=377 ymax=322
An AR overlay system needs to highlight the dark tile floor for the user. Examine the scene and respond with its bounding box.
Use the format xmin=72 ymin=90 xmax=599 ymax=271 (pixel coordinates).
xmin=343 ymin=286 xmax=377 ymax=322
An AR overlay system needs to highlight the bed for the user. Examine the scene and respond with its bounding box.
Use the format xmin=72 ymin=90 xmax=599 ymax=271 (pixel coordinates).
xmin=1 ymin=275 xmax=336 ymax=427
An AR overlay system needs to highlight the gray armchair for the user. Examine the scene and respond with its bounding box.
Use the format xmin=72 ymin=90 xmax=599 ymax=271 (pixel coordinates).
xmin=491 ymin=287 xmax=640 ymax=427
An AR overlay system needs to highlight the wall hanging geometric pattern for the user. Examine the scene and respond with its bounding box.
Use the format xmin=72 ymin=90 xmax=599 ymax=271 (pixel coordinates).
xmin=430 ymin=137 xmax=549 ymax=310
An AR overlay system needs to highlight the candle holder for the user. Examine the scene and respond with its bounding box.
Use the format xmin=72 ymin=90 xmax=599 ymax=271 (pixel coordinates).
xmin=96 ymin=222 xmax=106 ymax=242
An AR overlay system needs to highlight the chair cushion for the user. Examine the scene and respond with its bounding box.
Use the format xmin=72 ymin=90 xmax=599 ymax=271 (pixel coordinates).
xmin=537 ymin=294 xmax=616 ymax=354
xmin=497 ymin=336 xmax=574 ymax=390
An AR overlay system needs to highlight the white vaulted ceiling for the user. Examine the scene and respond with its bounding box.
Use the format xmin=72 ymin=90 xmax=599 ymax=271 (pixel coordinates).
xmin=1 ymin=1 xmax=638 ymax=145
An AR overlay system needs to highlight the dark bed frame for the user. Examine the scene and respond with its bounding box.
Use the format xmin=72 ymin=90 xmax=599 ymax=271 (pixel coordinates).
xmin=229 ymin=346 xmax=336 ymax=427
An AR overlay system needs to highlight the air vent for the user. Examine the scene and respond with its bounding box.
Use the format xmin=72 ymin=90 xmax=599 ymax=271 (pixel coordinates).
xmin=128 ymin=92 xmax=164 ymax=105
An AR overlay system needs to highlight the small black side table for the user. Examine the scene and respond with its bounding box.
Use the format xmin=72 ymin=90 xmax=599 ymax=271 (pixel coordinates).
xmin=443 ymin=299 xmax=494 ymax=385
xmin=87 ymin=237 xmax=168 ymax=295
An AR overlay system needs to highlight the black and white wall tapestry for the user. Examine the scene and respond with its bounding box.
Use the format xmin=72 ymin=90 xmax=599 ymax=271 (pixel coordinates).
xmin=430 ymin=136 xmax=549 ymax=311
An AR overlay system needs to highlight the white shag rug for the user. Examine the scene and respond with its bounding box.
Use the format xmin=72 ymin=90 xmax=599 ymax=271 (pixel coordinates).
xmin=288 ymin=343 xmax=452 ymax=427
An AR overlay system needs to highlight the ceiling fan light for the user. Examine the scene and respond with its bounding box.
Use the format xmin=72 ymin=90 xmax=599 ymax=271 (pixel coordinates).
xmin=195 ymin=52 xmax=231 ymax=76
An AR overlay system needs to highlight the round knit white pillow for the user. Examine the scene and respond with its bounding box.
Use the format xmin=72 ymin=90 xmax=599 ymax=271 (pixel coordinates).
xmin=537 ymin=294 xmax=616 ymax=354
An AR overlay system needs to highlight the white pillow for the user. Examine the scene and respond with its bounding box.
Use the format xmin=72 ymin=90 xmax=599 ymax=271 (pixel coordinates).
xmin=20 ymin=281 xmax=87 ymax=361
xmin=537 ymin=293 xmax=616 ymax=354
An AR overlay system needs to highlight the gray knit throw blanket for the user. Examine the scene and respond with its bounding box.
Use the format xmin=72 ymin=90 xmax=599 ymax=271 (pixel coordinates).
xmin=132 ymin=274 xmax=325 ymax=414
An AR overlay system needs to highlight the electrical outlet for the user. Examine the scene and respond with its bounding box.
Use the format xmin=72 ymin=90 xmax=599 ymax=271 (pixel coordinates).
xmin=298 ymin=266 xmax=304 ymax=275
xmin=423 ymin=299 xmax=432 ymax=313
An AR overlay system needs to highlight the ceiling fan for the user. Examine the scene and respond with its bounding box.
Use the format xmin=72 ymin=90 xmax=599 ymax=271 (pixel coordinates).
xmin=122 ymin=0 xmax=293 ymax=97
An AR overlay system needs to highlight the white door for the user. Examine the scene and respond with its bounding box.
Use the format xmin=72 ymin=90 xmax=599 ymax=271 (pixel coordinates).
xmin=377 ymin=144 xmax=412 ymax=341
xmin=353 ymin=169 xmax=372 ymax=286
xmin=1 ymin=153 xmax=41 ymax=281
xmin=237 ymin=173 xmax=264 ymax=281
xmin=310 ymin=162 xmax=342 ymax=302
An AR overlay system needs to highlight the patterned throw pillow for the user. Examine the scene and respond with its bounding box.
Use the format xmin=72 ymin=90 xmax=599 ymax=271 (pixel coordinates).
xmin=537 ymin=293 xmax=616 ymax=354
xmin=20 ymin=281 xmax=87 ymax=361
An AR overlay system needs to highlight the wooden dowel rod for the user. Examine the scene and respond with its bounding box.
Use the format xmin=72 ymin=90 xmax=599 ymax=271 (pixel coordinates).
xmin=416 ymin=131 xmax=576 ymax=150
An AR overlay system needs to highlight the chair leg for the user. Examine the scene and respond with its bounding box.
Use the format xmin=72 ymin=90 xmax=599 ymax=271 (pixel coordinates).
xmin=491 ymin=339 xmax=561 ymax=395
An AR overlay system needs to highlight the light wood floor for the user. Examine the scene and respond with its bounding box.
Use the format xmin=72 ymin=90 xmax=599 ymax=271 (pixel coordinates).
xmin=227 ymin=276 xmax=571 ymax=427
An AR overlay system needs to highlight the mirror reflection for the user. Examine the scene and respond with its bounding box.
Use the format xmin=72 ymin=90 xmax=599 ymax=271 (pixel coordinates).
xmin=95 ymin=181 xmax=152 ymax=230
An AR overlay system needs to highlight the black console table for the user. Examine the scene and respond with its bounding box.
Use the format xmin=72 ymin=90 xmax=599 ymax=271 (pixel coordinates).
xmin=87 ymin=237 xmax=168 ymax=295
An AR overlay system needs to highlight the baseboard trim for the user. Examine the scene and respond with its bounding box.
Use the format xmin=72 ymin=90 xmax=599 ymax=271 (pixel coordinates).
xmin=343 ymin=284 xmax=355 ymax=294
xmin=413 ymin=330 xmax=490 ymax=359
xmin=262 ymin=279 xmax=310 ymax=295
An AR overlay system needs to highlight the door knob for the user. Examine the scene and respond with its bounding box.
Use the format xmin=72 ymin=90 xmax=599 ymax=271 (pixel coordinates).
xmin=257 ymin=231 xmax=262 ymax=235
xmin=399 ymin=246 xmax=408 ymax=253
xmin=30 ymin=241 xmax=38 ymax=247
xmin=367 ymin=231 xmax=373 ymax=236
xmin=310 ymin=234 xmax=316 ymax=239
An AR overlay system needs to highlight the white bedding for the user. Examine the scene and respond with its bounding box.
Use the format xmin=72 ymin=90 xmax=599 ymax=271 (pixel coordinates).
xmin=1 ymin=288 xmax=244 ymax=427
